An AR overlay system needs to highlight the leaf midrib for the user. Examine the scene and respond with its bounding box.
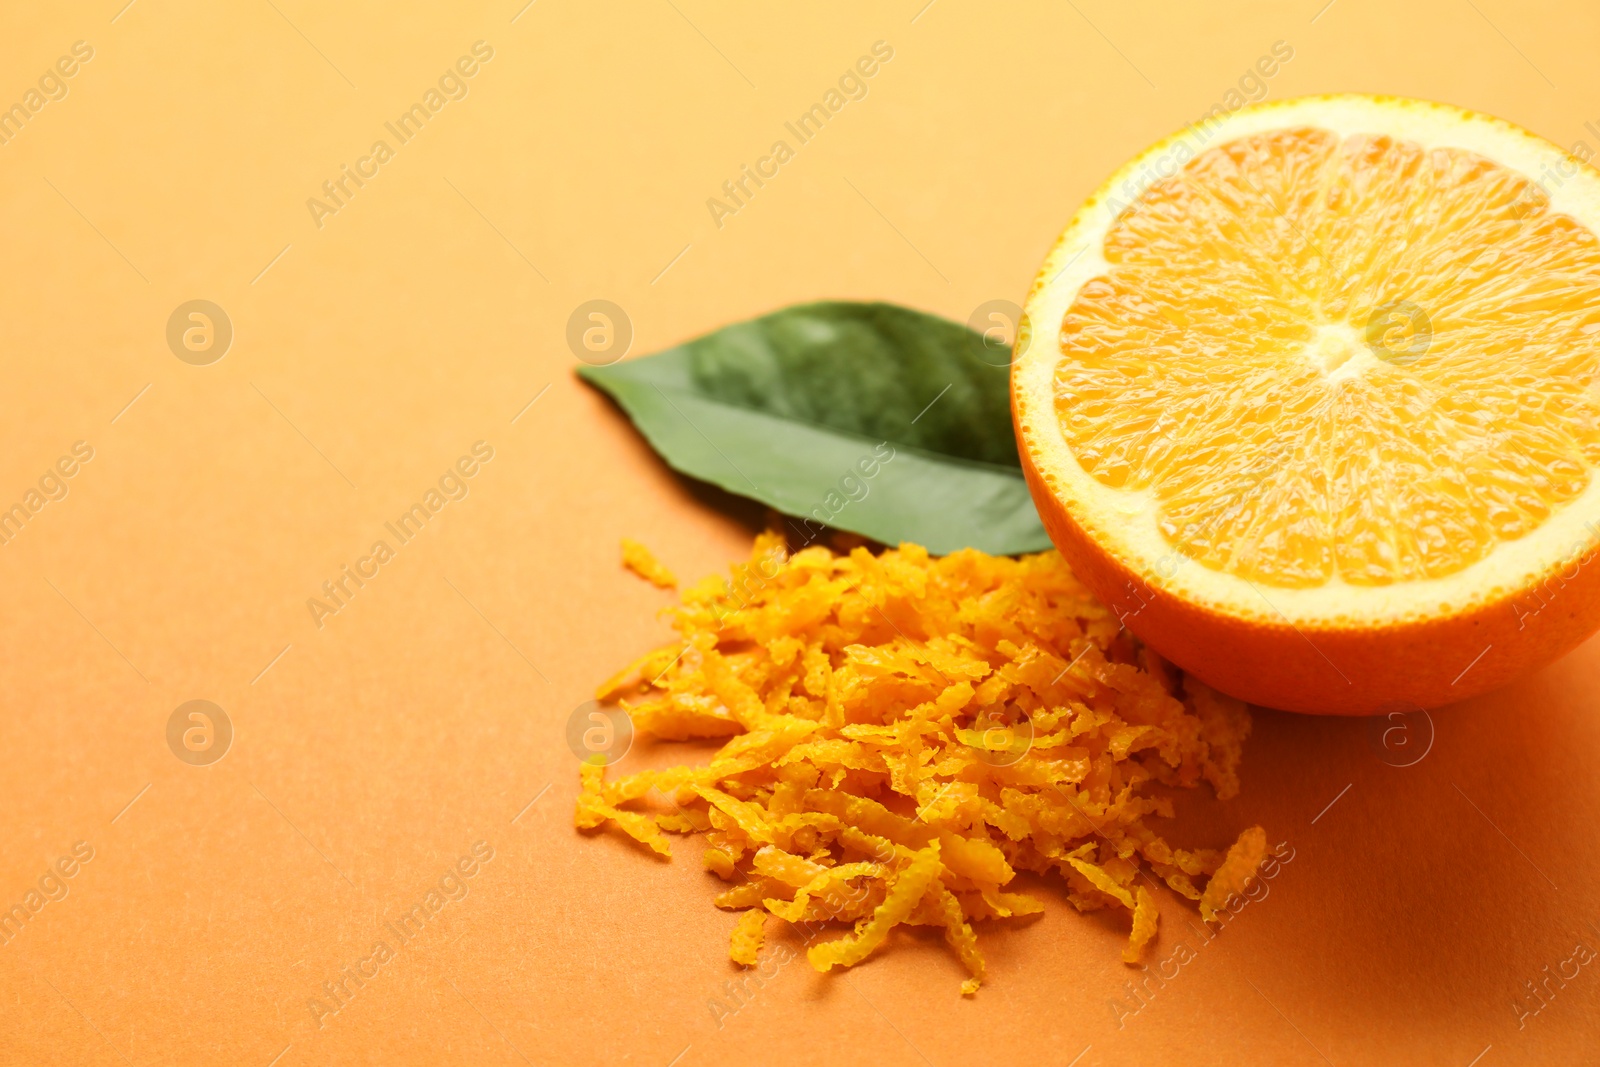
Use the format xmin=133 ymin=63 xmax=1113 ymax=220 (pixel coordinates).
xmin=584 ymin=365 xmax=1031 ymax=481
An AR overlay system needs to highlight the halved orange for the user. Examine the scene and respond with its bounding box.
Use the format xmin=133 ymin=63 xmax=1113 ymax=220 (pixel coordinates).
xmin=1013 ymin=95 xmax=1600 ymax=714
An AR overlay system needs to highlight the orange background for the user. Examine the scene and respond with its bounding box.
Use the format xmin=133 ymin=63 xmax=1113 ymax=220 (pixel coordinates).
xmin=2 ymin=1 xmax=1598 ymax=1064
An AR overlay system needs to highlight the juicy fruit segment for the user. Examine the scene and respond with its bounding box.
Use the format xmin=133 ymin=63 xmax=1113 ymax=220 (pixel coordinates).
xmin=1055 ymin=127 xmax=1600 ymax=588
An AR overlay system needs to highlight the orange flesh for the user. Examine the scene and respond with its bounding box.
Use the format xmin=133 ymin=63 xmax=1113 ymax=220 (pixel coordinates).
xmin=1054 ymin=127 xmax=1600 ymax=588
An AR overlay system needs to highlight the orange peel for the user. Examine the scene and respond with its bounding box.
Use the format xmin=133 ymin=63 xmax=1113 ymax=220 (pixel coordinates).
xmin=576 ymin=534 xmax=1262 ymax=991
xmin=1015 ymin=95 xmax=1600 ymax=713
xmin=620 ymin=537 xmax=676 ymax=588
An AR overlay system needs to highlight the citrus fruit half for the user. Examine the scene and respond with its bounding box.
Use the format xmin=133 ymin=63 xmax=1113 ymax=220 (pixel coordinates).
xmin=1013 ymin=94 xmax=1600 ymax=714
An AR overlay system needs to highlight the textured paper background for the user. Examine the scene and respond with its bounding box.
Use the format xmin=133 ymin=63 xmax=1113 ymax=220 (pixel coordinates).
xmin=2 ymin=1 xmax=1598 ymax=1064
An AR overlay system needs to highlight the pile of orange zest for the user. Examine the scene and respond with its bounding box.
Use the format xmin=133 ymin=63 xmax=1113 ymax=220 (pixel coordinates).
xmin=576 ymin=532 xmax=1262 ymax=993
xmin=621 ymin=537 xmax=677 ymax=588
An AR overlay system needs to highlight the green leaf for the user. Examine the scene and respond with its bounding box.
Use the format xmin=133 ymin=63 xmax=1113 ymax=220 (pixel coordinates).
xmin=577 ymin=301 xmax=1051 ymax=556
